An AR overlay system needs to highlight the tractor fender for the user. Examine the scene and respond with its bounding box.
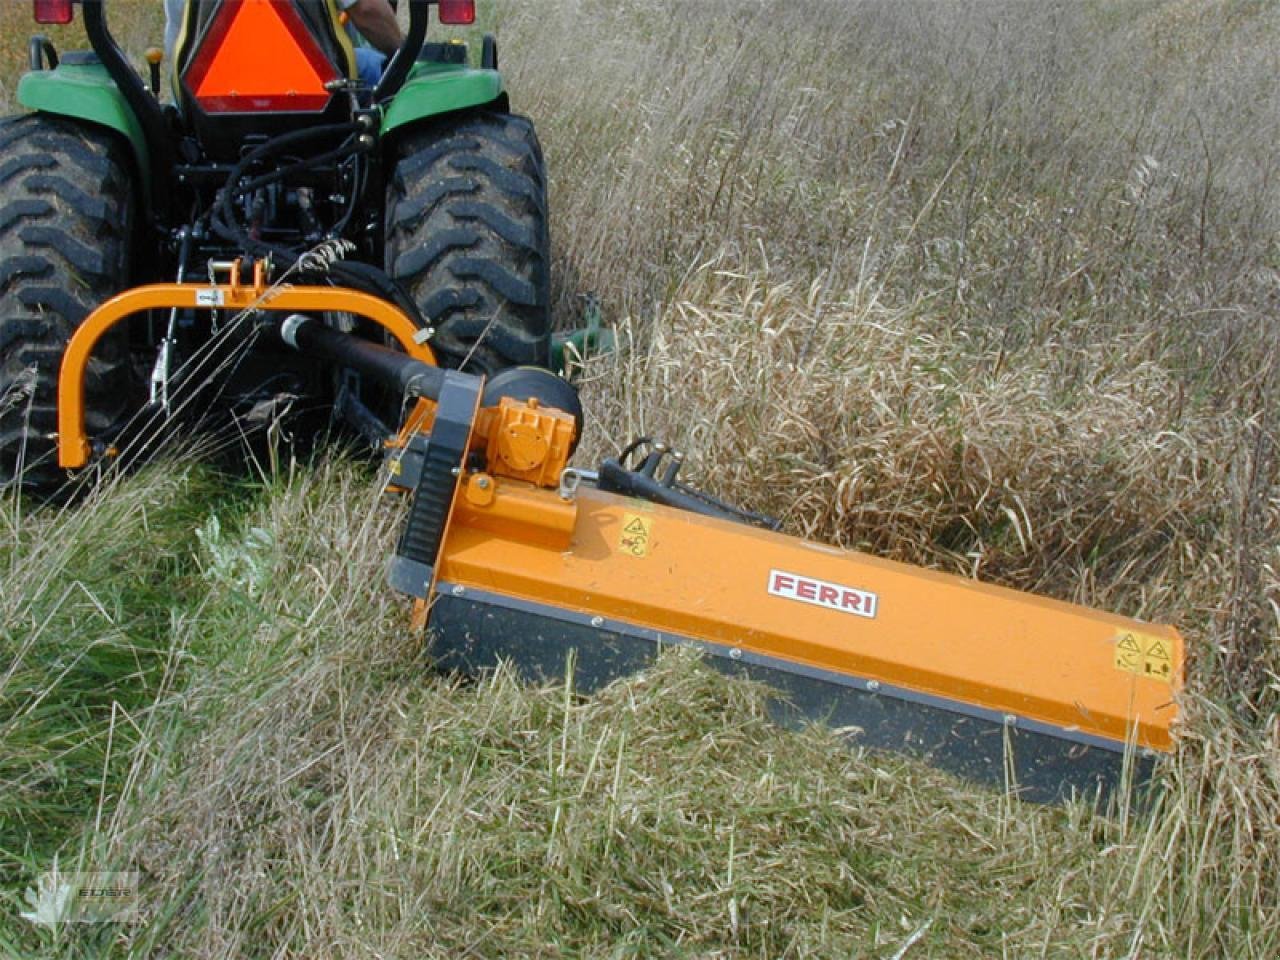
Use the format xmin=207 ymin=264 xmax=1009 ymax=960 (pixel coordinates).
xmin=379 ymin=64 xmax=507 ymax=140
xmin=16 ymin=60 xmax=151 ymax=204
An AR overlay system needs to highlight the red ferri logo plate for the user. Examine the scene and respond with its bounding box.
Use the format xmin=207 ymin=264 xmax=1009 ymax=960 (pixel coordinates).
xmin=768 ymin=569 xmax=878 ymax=619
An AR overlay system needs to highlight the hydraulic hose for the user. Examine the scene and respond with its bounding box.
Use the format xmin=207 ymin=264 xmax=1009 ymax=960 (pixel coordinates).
xmin=206 ymin=124 xmax=433 ymax=334
xmin=209 ymin=121 xmax=366 ymax=255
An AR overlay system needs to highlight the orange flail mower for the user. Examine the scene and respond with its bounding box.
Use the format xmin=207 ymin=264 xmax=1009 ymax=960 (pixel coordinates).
xmin=57 ymin=272 xmax=1183 ymax=804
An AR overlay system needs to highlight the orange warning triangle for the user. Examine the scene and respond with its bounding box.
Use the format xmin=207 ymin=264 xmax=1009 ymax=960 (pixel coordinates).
xmin=188 ymin=0 xmax=338 ymax=112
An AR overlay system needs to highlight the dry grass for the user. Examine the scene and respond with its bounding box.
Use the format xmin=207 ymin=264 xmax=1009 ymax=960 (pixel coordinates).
xmin=0 ymin=2 xmax=161 ymax=94
xmin=505 ymin=0 xmax=1280 ymax=709
xmin=4 ymin=461 xmax=1271 ymax=957
xmin=1 ymin=0 xmax=1279 ymax=956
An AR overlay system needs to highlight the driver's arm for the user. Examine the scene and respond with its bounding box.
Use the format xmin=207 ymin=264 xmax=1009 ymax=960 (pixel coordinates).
xmin=343 ymin=0 xmax=404 ymax=56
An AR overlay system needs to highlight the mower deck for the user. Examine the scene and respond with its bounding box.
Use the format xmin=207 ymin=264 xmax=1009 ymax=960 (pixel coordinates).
xmin=425 ymin=484 xmax=1181 ymax=803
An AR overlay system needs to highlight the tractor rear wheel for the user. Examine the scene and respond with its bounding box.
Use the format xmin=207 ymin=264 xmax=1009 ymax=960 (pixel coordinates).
xmin=0 ymin=115 xmax=137 ymax=495
xmin=385 ymin=111 xmax=550 ymax=374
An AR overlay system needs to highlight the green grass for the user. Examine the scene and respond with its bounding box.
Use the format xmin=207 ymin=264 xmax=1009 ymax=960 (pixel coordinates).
xmin=0 ymin=468 xmax=259 ymax=882
xmin=2 ymin=0 xmax=1279 ymax=956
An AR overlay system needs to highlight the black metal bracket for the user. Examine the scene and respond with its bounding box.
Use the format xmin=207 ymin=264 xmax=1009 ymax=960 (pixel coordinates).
xmin=29 ymin=35 xmax=58 ymax=72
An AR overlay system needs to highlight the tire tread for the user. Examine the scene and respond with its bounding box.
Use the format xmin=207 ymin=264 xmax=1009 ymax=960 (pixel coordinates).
xmin=0 ymin=114 xmax=136 ymax=493
xmin=386 ymin=111 xmax=551 ymax=372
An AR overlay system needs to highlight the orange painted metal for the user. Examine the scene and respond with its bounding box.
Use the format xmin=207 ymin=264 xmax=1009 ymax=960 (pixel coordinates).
xmin=454 ymin=474 xmax=577 ymax=549
xmin=58 ymin=283 xmax=434 ymax=469
xmin=387 ymin=392 xmax=577 ymax=493
xmin=476 ymin=397 xmax=577 ymax=487
xmin=436 ymin=482 xmax=1182 ymax=752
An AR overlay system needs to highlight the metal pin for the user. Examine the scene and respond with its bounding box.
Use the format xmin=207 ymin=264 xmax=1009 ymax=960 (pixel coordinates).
xmin=558 ymin=469 xmax=581 ymax=501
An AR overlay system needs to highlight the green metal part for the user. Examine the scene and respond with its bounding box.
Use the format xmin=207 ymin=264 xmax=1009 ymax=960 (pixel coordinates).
xmin=553 ymin=296 xmax=617 ymax=377
xmin=380 ymin=61 xmax=505 ymax=137
xmin=17 ymin=54 xmax=503 ymax=210
xmin=17 ymin=60 xmax=151 ymax=190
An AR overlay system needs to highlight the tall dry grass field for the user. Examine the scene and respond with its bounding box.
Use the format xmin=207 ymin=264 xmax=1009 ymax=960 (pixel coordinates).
xmin=1 ymin=0 xmax=1278 ymax=956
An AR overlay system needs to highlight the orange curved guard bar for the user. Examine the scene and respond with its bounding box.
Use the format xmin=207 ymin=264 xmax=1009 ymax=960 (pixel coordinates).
xmin=58 ymin=283 xmax=435 ymax=469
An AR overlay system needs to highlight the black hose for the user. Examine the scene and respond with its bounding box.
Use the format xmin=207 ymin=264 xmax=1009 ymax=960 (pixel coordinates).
xmin=236 ymin=136 xmax=368 ymax=195
xmin=325 ymin=261 xmax=428 ymax=329
xmin=206 ymin=122 xmax=438 ymax=344
xmin=210 ymin=122 xmax=364 ymax=257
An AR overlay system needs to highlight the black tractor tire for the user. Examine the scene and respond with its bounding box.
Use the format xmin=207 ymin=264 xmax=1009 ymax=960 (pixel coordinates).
xmin=385 ymin=111 xmax=551 ymax=374
xmin=0 ymin=114 xmax=137 ymax=495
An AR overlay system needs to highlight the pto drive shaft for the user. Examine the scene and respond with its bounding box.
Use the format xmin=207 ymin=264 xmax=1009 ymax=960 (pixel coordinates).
xmin=274 ymin=313 xmax=481 ymax=598
xmin=276 ymin=313 xmax=446 ymax=401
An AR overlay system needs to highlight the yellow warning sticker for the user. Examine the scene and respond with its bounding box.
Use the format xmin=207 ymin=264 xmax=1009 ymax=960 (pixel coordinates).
xmin=1113 ymin=631 xmax=1174 ymax=684
xmin=619 ymin=514 xmax=653 ymax=558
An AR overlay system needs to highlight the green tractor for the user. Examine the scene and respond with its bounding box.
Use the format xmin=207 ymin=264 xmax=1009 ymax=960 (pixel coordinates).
xmin=0 ymin=0 xmax=553 ymax=494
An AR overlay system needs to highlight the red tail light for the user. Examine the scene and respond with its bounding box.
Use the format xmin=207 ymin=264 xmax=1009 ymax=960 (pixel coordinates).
xmin=437 ymin=0 xmax=475 ymax=25
xmin=33 ymin=0 xmax=74 ymax=25
xmin=184 ymin=0 xmax=339 ymax=113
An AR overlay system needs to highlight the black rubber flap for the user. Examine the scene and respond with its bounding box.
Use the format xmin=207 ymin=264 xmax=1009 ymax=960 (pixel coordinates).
xmin=426 ymin=584 xmax=1157 ymax=806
